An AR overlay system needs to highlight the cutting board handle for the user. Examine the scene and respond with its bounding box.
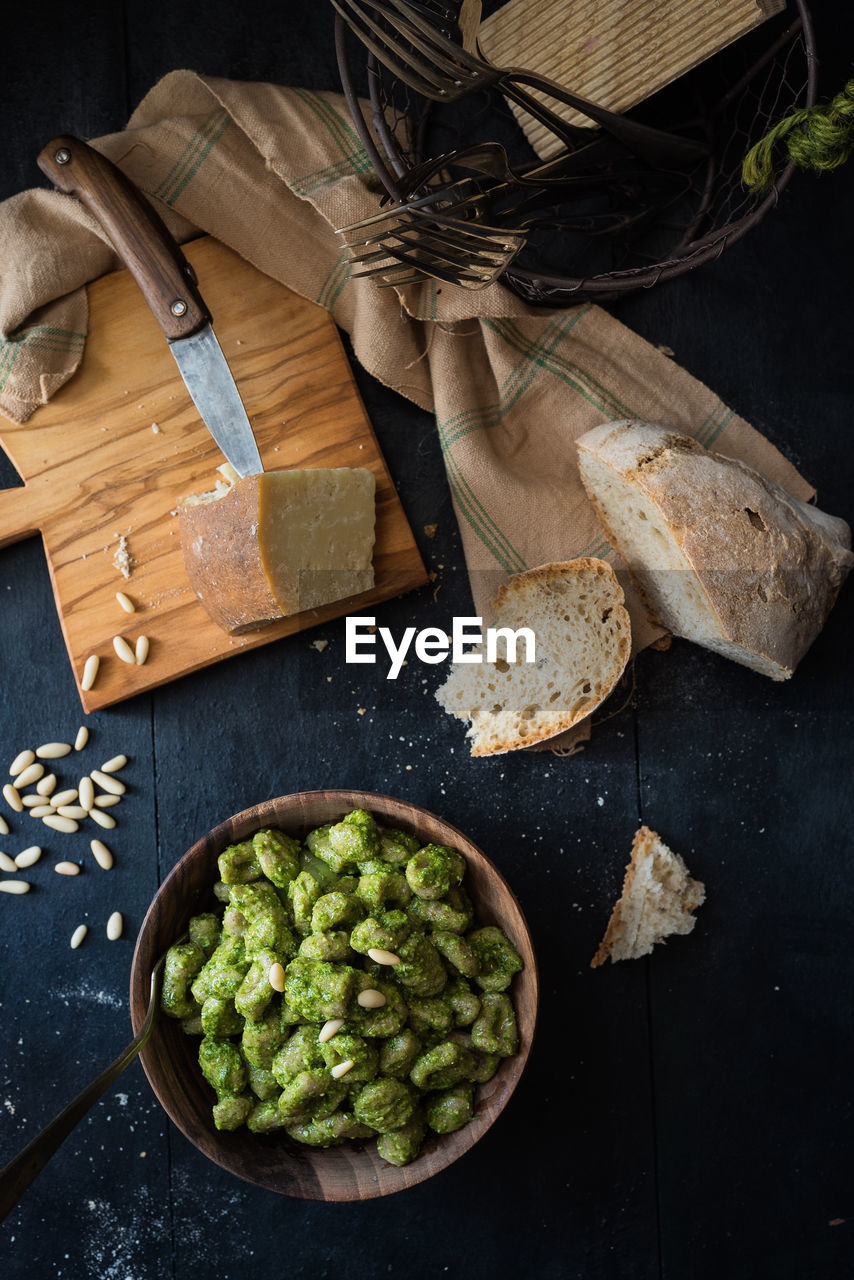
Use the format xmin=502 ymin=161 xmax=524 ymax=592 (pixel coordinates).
xmin=0 ymin=483 xmax=48 ymax=549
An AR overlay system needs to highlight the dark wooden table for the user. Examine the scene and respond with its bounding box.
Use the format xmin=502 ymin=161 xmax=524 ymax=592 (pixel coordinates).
xmin=1 ymin=4 xmax=852 ymax=1277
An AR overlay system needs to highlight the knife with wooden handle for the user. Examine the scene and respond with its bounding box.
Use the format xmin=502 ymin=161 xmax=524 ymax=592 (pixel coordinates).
xmin=37 ymin=135 xmax=263 ymax=478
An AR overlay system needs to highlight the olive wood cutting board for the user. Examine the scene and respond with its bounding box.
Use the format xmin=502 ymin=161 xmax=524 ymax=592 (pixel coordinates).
xmin=0 ymin=237 xmax=428 ymax=711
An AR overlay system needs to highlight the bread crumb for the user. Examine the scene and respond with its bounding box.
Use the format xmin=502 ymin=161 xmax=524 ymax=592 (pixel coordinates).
xmin=424 ymin=523 xmax=438 ymax=539
xmin=656 ymin=344 xmax=675 ymax=357
xmin=112 ymin=535 xmax=133 ymax=580
xmin=357 ymin=707 xmax=366 ymax=715
xmin=311 ymin=640 xmax=328 ymax=653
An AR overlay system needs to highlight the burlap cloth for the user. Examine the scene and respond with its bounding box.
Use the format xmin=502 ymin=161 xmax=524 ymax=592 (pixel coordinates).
xmin=0 ymin=71 xmax=814 ymax=748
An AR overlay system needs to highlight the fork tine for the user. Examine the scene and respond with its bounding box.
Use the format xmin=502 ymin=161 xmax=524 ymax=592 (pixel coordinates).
xmin=329 ymin=0 xmax=449 ymax=97
xmin=359 ymin=0 xmax=478 ymax=82
xmin=352 ymin=243 xmax=504 ymax=287
xmin=335 ymin=177 xmax=488 ymax=236
xmin=330 ymin=0 xmax=466 ymax=98
xmin=371 ymin=0 xmax=484 ymax=72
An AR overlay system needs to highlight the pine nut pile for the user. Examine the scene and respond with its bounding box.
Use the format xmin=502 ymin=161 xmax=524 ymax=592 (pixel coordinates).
xmin=0 ymin=726 xmax=128 ymax=946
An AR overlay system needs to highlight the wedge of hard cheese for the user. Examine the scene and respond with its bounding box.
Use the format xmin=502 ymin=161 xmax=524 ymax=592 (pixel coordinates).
xmin=591 ymin=826 xmax=705 ymax=968
xmin=577 ymin=421 xmax=854 ymax=679
xmin=179 ymin=467 xmax=376 ymax=634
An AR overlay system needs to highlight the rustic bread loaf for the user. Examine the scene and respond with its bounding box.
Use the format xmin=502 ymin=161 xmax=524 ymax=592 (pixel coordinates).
xmin=591 ymin=826 xmax=705 ymax=968
xmin=179 ymin=467 xmax=376 ymax=634
xmin=435 ymin=558 xmax=631 ymax=757
xmin=577 ymin=420 xmax=853 ymax=679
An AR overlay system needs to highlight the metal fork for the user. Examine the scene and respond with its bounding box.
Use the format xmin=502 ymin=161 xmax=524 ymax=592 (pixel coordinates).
xmin=342 ymin=171 xmax=687 ymax=288
xmin=330 ymin=0 xmax=707 ymax=168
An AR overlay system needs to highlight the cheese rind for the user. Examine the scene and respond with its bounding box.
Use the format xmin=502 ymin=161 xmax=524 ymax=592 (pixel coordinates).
xmin=179 ymin=468 xmax=376 ymax=634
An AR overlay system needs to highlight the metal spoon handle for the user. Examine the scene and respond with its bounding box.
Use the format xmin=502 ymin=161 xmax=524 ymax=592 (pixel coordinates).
xmin=0 ymin=960 xmax=164 ymax=1223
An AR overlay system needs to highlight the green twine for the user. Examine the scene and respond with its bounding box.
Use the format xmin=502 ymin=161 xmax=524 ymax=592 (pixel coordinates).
xmin=742 ymin=78 xmax=854 ymax=193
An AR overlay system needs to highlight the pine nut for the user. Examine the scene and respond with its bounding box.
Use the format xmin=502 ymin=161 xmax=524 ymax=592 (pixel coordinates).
xmin=135 ymin=636 xmax=150 ymax=665
xmin=106 ymin=911 xmax=123 ymax=940
xmin=57 ymin=805 xmax=88 ymax=820
xmin=0 ymin=852 xmax=16 ymax=873
xmin=54 ymin=861 xmax=80 ymax=875
xmin=330 ymin=1060 xmax=355 ymax=1080
xmin=14 ymin=763 xmax=44 ymax=788
xmin=28 ymin=805 xmax=55 ymax=818
xmin=9 ymin=750 xmax=34 ymax=776
xmin=0 ymin=816 xmax=8 ymax=836
xmin=112 ymin=636 xmax=136 ymax=664
xmin=52 ymin=789 xmax=78 ymax=807
xmin=318 ymin=1019 xmax=345 ymax=1043
xmin=81 ymin=655 xmax=100 ymax=691
xmin=36 ymin=743 xmax=71 ymax=759
xmin=22 ymin=794 xmax=47 ymax=808
xmin=44 ymin=816 xmax=79 ymax=834
xmin=78 ymin=777 xmax=95 ymax=811
xmin=116 ymin=592 xmax=136 ymax=613
xmin=36 ymin=773 xmax=57 ymax=797
xmin=268 ymin=961 xmax=285 ymax=992
xmin=74 ymin=726 xmax=89 ymax=751
xmin=0 ymin=880 xmax=30 ymax=894
xmin=70 ymin=925 xmax=88 ymax=949
xmin=3 ymin=785 xmax=23 ymax=813
xmin=94 ymin=795 xmax=120 ymax=808
xmin=15 ymin=847 xmax=41 ymax=869
xmin=356 ymin=988 xmax=387 ymax=1009
xmin=89 ymin=809 xmax=116 ymax=830
xmin=90 ymin=839 xmax=114 ymax=870
xmin=90 ymin=771 xmax=125 ymax=796
xmin=100 ymin=755 xmax=127 ymax=774
xmin=367 ymin=947 xmax=400 ymax=966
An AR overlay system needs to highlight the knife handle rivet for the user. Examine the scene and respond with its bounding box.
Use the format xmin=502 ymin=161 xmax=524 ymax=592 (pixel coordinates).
xmin=170 ymin=299 xmax=188 ymax=317
xmin=54 ymin=147 xmax=72 ymax=166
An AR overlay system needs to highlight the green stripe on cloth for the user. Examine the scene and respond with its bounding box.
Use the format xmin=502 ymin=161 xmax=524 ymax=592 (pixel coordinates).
xmin=700 ymin=406 xmax=734 ymax=449
xmin=575 ymin=534 xmax=613 ymax=559
xmin=443 ymin=447 xmax=528 ymax=574
xmin=288 ymin=88 xmax=372 ymax=180
xmin=438 ymin=310 xmax=587 ymax=452
xmin=0 ymin=325 xmax=86 ymax=391
xmin=152 ymin=110 xmax=231 ymax=206
xmin=485 ymin=310 xmax=640 ymax=421
xmin=316 ymin=255 xmax=350 ymax=312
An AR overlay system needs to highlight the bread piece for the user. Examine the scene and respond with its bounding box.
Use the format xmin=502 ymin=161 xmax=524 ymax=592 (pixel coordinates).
xmin=577 ymin=420 xmax=853 ymax=680
xmin=179 ymin=467 xmax=376 ymax=634
xmin=435 ymin=558 xmax=631 ymax=757
xmin=591 ymin=826 xmax=705 ymax=968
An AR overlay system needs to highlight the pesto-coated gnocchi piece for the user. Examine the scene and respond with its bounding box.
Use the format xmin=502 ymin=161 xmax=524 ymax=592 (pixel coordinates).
xmin=376 ymin=1110 xmax=426 ymax=1166
xmin=424 ymin=1083 xmax=474 ymax=1134
xmin=353 ymin=1077 xmax=418 ymax=1132
xmin=468 ymin=926 xmax=523 ymax=993
xmin=161 ymin=809 xmax=524 ymax=1167
xmin=161 ymin=942 xmax=206 ymax=1019
xmin=471 ymin=992 xmax=519 ymax=1057
xmin=404 ymin=843 xmax=465 ymax=900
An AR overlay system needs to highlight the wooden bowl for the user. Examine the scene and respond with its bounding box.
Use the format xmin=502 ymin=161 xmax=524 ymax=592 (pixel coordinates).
xmin=129 ymin=789 xmax=538 ymax=1201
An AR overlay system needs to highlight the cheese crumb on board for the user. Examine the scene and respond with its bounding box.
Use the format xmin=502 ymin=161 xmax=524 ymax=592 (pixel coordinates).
xmin=112 ymin=535 xmax=133 ymax=580
xmin=178 ymin=468 xmax=376 ymax=634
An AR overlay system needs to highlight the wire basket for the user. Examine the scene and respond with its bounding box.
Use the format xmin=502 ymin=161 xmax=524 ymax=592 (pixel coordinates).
xmin=334 ymin=1 xmax=817 ymax=304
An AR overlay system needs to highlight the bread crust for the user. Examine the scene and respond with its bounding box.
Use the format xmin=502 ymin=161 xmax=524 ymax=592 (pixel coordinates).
xmin=577 ymin=420 xmax=854 ymax=679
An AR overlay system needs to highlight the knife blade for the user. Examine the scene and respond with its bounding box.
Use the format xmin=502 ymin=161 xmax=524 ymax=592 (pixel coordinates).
xmin=37 ymin=134 xmax=263 ymax=478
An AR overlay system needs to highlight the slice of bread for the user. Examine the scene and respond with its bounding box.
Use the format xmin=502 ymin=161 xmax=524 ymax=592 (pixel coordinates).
xmin=576 ymin=420 xmax=853 ymax=680
xmin=434 ymin=558 xmax=631 ymax=757
xmin=591 ymin=826 xmax=705 ymax=968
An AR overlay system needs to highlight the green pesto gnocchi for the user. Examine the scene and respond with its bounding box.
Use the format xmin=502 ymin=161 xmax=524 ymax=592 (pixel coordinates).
xmin=162 ymin=809 xmax=523 ymax=1167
